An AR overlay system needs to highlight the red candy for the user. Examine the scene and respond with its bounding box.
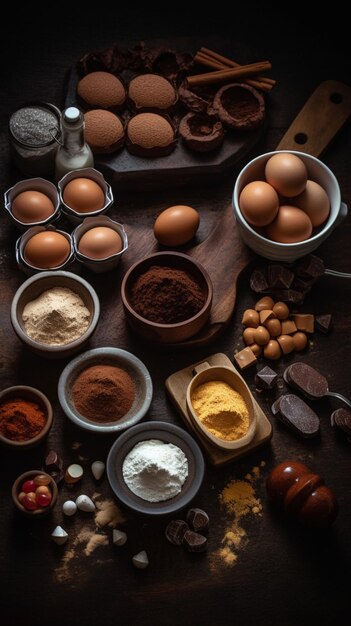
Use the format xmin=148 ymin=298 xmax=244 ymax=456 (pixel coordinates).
xmin=36 ymin=493 xmax=52 ymax=507
xmin=22 ymin=494 xmax=38 ymax=511
xmin=22 ymin=480 xmax=36 ymax=494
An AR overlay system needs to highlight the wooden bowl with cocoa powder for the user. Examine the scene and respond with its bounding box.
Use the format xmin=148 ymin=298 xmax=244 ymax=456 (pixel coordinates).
xmin=0 ymin=385 xmax=53 ymax=449
xmin=121 ymin=251 xmax=213 ymax=345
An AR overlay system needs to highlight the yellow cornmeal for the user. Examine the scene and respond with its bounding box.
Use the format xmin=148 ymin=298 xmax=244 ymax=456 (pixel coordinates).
xmin=191 ymin=380 xmax=250 ymax=441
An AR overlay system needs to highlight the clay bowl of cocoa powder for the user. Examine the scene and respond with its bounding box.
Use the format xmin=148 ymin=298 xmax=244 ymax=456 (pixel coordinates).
xmin=58 ymin=347 xmax=153 ymax=433
xmin=121 ymin=252 xmax=213 ymax=345
xmin=0 ymin=385 xmax=53 ymax=449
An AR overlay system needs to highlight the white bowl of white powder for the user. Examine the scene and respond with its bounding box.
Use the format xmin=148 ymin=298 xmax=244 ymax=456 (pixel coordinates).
xmin=107 ymin=421 xmax=205 ymax=515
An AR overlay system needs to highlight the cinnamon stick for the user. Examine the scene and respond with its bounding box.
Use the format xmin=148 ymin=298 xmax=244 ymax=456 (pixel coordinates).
xmin=187 ymin=61 xmax=272 ymax=88
xmin=198 ymin=48 xmax=276 ymax=87
xmin=194 ymin=52 xmax=273 ymax=92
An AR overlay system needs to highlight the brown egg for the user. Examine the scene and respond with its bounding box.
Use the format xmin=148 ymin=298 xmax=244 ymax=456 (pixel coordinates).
xmin=243 ymin=327 xmax=256 ymax=345
xmin=255 ymin=296 xmax=275 ymax=312
xmin=24 ymin=231 xmax=70 ymax=268
xmin=293 ymin=180 xmax=330 ymax=227
xmin=264 ymin=318 xmax=282 ymax=337
xmin=242 ymin=309 xmax=260 ymax=328
xmin=12 ymin=191 xmax=55 ymax=223
xmin=250 ymin=343 xmax=262 ymax=357
xmin=78 ymin=227 xmax=123 ymax=259
xmin=265 ymin=153 xmax=307 ymax=197
xmin=239 ymin=181 xmax=279 ymax=227
xmin=277 ymin=334 xmax=295 ymax=354
xmin=63 ymin=178 xmax=105 ymax=213
xmin=154 ymin=205 xmax=200 ymax=247
xmin=253 ymin=325 xmax=270 ymax=346
xmin=272 ymin=301 xmax=290 ymax=320
xmin=266 ymin=206 xmax=313 ymax=243
xmin=263 ymin=339 xmax=281 ymax=360
xmin=293 ymin=331 xmax=308 ymax=351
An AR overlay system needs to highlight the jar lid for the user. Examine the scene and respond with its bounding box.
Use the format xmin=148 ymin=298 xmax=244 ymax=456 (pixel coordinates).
xmin=9 ymin=103 xmax=60 ymax=148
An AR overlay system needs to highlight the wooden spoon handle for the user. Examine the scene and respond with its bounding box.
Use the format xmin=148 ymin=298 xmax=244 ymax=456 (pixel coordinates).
xmin=276 ymin=80 xmax=351 ymax=157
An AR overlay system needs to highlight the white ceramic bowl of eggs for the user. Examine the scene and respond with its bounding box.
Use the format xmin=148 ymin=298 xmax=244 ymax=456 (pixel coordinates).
xmin=233 ymin=150 xmax=348 ymax=261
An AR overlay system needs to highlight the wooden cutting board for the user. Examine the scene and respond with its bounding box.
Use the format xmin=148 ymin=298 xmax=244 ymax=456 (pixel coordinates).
xmin=165 ymin=352 xmax=272 ymax=466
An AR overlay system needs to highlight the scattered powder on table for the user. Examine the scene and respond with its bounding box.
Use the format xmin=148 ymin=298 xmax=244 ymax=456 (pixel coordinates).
xmin=210 ymin=461 xmax=265 ymax=570
xmin=22 ymin=286 xmax=90 ymax=345
xmin=54 ymin=495 xmax=125 ymax=584
xmin=190 ymin=380 xmax=250 ymax=441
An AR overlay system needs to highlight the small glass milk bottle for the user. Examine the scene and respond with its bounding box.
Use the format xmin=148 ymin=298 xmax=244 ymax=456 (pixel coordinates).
xmin=55 ymin=106 xmax=93 ymax=181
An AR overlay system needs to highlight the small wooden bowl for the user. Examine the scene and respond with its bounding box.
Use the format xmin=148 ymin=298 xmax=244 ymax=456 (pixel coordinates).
xmin=0 ymin=385 xmax=53 ymax=449
xmin=12 ymin=470 xmax=58 ymax=517
xmin=121 ymin=251 xmax=213 ymax=344
xmin=186 ymin=362 xmax=257 ymax=450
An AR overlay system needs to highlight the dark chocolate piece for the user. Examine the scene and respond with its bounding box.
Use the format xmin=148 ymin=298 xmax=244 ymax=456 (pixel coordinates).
xmin=179 ymin=112 xmax=225 ymax=152
xmin=267 ymin=265 xmax=294 ymax=289
xmin=295 ymin=255 xmax=325 ymax=280
xmin=315 ymin=314 xmax=333 ymax=334
xmin=77 ymin=44 xmax=127 ymax=76
xmin=275 ymin=289 xmax=305 ymax=305
xmin=165 ymin=520 xmax=189 ymax=545
xmin=178 ymin=85 xmax=209 ymax=113
xmin=291 ymin=276 xmax=315 ymax=294
xmin=276 ymin=394 xmax=320 ymax=437
xmin=255 ymin=366 xmax=278 ymax=391
xmin=271 ymin=397 xmax=282 ymax=415
xmin=182 ymin=530 xmax=207 ymax=552
xmin=331 ymin=408 xmax=351 ymax=435
xmin=44 ymin=450 xmax=63 ymax=473
xmin=250 ymin=268 xmax=269 ymax=293
xmin=284 ymin=362 xmax=328 ymax=399
xmin=212 ymin=83 xmax=265 ymax=130
xmin=186 ymin=508 xmax=209 ymax=532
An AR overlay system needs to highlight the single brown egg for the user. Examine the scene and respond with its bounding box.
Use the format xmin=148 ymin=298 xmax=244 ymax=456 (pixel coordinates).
xmin=78 ymin=227 xmax=123 ymax=259
xmin=255 ymin=296 xmax=275 ymax=312
xmin=239 ymin=181 xmax=279 ymax=227
xmin=12 ymin=191 xmax=55 ymax=223
xmin=24 ymin=231 xmax=70 ymax=268
xmin=264 ymin=318 xmax=282 ymax=337
xmin=266 ymin=206 xmax=313 ymax=243
xmin=265 ymin=153 xmax=307 ymax=197
xmin=63 ymin=178 xmax=105 ymax=213
xmin=263 ymin=339 xmax=281 ymax=360
xmin=253 ymin=325 xmax=270 ymax=346
xmin=293 ymin=331 xmax=308 ymax=351
xmin=242 ymin=309 xmax=260 ymax=328
xmin=243 ymin=327 xmax=256 ymax=345
xmin=154 ymin=205 xmax=200 ymax=247
xmin=272 ymin=301 xmax=290 ymax=320
xmin=292 ymin=180 xmax=330 ymax=227
xmin=277 ymin=334 xmax=295 ymax=354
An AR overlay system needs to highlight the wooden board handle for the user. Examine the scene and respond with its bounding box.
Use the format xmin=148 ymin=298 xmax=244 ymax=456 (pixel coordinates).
xmin=276 ymin=80 xmax=351 ymax=157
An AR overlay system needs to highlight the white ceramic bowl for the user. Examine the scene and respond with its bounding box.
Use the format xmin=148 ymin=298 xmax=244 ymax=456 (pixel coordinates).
xmin=233 ymin=150 xmax=348 ymax=261
xmin=57 ymin=167 xmax=113 ymax=224
xmin=72 ymin=215 xmax=128 ymax=273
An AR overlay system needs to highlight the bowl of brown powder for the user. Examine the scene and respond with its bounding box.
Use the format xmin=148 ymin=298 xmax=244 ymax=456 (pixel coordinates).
xmin=58 ymin=347 xmax=153 ymax=433
xmin=10 ymin=271 xmax=100 ymax=358
xmin=121 ymin=251 xmax=213 ymax=344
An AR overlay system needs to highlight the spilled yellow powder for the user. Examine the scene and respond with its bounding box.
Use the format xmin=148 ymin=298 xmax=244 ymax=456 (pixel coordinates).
xmin=84 ymin=534 xmax=108 ymax=556
xmin=210 ymin=461 xmax=265 ymax=570
xmin=94 ymin=498 xmax=125 ymax=527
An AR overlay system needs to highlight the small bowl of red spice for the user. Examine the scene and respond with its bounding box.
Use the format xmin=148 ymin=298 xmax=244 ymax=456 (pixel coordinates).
xmin=121 ymin=251 xmax=213 ymax=344
xmin=0 ymin=385 xmax=53 ymax=448
xmin=12 ymin=470 xmax=58 ymax=516
xmin=58 ymin=347 xmax=153 ymax=433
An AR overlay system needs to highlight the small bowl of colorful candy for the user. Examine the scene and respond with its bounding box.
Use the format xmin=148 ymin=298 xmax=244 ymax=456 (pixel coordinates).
xmin=0 ymin=385 xmax=53 ymax=449
xmin=12 ymin=470 xmax=58 ymax=516
xmin=233 ymin=150 xmax=348 ymax=261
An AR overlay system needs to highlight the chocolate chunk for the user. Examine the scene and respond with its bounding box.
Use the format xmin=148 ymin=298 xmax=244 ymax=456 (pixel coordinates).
xmin=276 ymin=289 xmax=305 ymax=305
xmin=291 ymin=314 xmax=314 ymax=333
xmin=295 ymin=255 xmax=325 ymax=280
xmin=44 ymin=450 xmax=63 ymax=473
xmin=165 ymin=520 xmax=189 ymax=545
xmin=255 ymin=366 xmax=278 ymax=391
xmin=250 ymin=268 xmax=269 ymax=293
xmin=275 ymin=394 xmax=320 ymax=437
xmin=271 ymin=397 xmax=282 ymax=415
xmin=331 ymin=408 xmax=351 ymax=436
xmin=186 ymin=508 xmax=209 ymax=532
xmin=179 ymin=112 xmax=225 ymax=152
xmin=234 ymin=347 xmax=257 ymax=370
xmin=284 ymin=362 xmax=328 ymax=399
xmin=291 ymin=277 xmax=315 ymax=294
xmin=178 ymin=84 xmax=209 ymax=113
xmin=182 ymin=530 xmax=207 ymax=552
xmin=267 ymin=265 xmax=294 ymax=289
xmin=315 ymin=314 xmax=333 ymax=334
xmin=212 ymin=83 xmax=265 ymax=131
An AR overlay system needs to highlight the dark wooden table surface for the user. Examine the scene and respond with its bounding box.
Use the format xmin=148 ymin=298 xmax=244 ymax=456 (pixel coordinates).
xmin=1 ymin=9 xmax=350 ymax=626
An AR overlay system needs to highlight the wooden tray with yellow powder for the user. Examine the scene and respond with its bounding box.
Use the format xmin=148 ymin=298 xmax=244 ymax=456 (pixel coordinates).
xmin=165 ymin=352 xmax=272 ymax=466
